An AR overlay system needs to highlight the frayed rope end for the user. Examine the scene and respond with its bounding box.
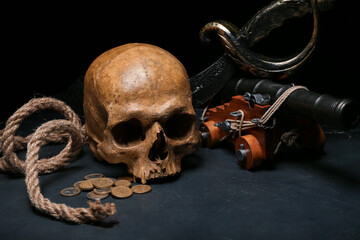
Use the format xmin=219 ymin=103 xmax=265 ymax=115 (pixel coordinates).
xmin=88 ymin=200 xmax=117 ymax=220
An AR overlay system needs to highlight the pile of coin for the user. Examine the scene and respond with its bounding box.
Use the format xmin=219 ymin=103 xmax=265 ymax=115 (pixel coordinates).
xmin=60 ymin=173 xmax=151 ymax=201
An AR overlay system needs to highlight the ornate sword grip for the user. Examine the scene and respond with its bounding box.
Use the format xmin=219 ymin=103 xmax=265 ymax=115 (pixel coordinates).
xmin=199 ymin=0 xmax=321 ymax=79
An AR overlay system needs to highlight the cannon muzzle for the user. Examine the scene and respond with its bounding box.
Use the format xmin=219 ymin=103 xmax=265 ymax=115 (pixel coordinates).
xmin=221 ymin=77 xmax=360 ymax=129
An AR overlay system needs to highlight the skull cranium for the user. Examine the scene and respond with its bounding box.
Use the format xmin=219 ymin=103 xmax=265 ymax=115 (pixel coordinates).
xmin=84 ymin=43 xmax=201 ymax=183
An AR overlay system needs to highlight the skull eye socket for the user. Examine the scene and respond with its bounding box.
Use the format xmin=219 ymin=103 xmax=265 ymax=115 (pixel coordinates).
xmin=164 ymin=113 xmax=195 ymax=139
xmin=111 ymin=118 xmax=144 ymax=146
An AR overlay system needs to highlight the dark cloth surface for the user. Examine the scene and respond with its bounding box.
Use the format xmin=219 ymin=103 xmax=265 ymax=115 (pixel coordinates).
xmin=0 ymin=113 xmax=359 ymax=239
xmin=2 ymin=2 xmax=359 ymax=238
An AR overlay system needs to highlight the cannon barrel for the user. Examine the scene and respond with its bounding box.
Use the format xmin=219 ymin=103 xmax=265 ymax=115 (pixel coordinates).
xmin=221 ymin=77 xmax=360 ymax=129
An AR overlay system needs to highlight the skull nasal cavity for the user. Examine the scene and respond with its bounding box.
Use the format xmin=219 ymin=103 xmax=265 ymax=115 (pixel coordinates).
xmin=111 ymin=118 xmax=145 ymax=147
xmin=149 ymin=130 xmax=168 ymax=162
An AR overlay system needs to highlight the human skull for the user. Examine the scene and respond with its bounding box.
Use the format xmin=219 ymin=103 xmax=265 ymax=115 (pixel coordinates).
xmin=84 ymin=43 xmax=201 ymax=183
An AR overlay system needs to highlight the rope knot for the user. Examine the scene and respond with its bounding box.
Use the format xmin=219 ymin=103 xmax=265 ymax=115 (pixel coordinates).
xmin=280 ymin=130 xmax=300 ymax=147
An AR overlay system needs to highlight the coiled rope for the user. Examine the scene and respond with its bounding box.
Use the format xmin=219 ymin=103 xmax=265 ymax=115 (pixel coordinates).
xmin=0 ymin=97 xmax=116 ymax=224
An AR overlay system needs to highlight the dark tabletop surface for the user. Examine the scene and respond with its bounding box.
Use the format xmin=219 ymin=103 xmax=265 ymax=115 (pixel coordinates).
xmin=2 ymin=1 xmax=359 ymax=238
xmin=0 ymin=110 xmax=359 ymax=240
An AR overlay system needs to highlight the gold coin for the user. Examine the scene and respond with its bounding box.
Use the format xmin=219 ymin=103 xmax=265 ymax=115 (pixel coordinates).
xmin=131 ymin=184 xmax=152 ymax=194
xmin=60 ymin=187 xmax=81 ymax=197
xmin=86 ymin=191 xmax=109 ymax=201
xmin=117 ymin=176 xmax=134 ymax=182
xmin=94 ymin=187 xmax=112 ymax=195
xmin=111 ymin=186 xmax=133 ymax=199
xmin=114 ymin=179 xmax=132 ymax=187
xmin=78 ymin=180 xmax=94 ymax=191
xmin=92 ymin=177 xmax=114 ymax=188
xmin=73 ymin=181 xmax=84 ymax=189
xmin=84 ymin=173 xmax=104 ymax=180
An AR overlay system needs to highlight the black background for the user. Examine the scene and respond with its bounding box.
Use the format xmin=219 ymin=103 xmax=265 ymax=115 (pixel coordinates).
xmin=1 ymin=2 xmax=360 ymax=239
xmin=3 ymin=0 xmax=359 ymax=121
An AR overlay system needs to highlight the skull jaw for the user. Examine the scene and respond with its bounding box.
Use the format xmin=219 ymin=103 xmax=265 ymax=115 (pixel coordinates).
xmin=92 ymin=120 xmax=201 ymax=184
xmin=130 ymin=155 xmax=182 ymax=184
xmin=96 ymin=140 xmax=182 ymax=184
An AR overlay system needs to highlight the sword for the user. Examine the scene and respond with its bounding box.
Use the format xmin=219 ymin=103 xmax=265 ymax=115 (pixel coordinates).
xmin=190 ymin=0 xmax=335 ymax=107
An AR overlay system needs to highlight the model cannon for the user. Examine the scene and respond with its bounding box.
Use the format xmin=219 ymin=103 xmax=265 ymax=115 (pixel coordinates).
xmin=200 ymin=77 xmax=360 ymax=170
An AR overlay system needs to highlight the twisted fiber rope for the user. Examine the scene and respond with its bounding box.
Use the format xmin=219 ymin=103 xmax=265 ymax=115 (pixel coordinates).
xmin=221 ymin=86 xmax=308 ymax=142
xmin=0 ymin=97 xmax=116 ymax=223
xmin=0 ymin=97 xmax=84 ymax=173
xmin=258 ymin=85 xmax=308 ymax=125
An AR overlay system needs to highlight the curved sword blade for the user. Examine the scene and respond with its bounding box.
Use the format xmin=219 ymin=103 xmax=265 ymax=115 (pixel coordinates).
xmin=189 ymin=0 xmax=332 ymax=107
xmin=190 ymin=54 xmax=237 ymax=107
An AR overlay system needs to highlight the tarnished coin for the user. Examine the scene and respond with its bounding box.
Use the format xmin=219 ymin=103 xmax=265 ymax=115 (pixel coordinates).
xmin=79 ymin=180 xmax=94 ymax=191
xmin=117 ymin=176 xmax=134 ymax=182
xmin=114 ymin=179 xmax=132 ymax=187
xmin=86 ymin=191 xmax=109 ymax=201
xmin=131 ymin=184 xmax=152 ymax=194
xmin=111 ymin=186 xmax=133 ymax=199
xmin=84 ymin=173 xmax=104 ymax=180
xmin=93 ymin=177 xmax=114 ymax=188
xmin=60 ymin=187 xmax=81 ymax=197
xmin=94 ymin=187 xmax=112 ymax=195
xmin=108 ymin=177 xmax=117 ymax=185
xmin=73 ymin=181 xmax=84 ymax=189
